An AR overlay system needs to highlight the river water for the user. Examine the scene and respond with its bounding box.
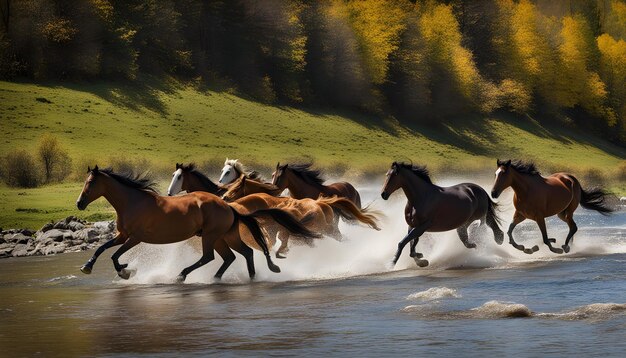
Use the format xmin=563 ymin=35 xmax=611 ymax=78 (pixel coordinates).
xmin=1 ymin=184 xmax=625 ymax=357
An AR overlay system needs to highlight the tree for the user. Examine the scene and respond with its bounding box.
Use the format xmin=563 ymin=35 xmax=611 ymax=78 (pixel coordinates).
xmin=37 ymin=133 xmax=71 ymax=183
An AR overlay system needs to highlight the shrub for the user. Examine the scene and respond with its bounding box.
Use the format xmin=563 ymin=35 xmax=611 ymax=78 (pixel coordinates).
xmin=2 ymin=150 xmax=41 ymax=188
xmin=37 ymin=134 xmax=72 ymax=183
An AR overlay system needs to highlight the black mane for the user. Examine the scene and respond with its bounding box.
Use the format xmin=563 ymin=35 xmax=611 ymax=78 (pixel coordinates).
xmin=394 ymin=162 xmax=433 ymax=184
xmin=180 ymin=163 xmax=220 ymax=193
xmin=283 ymin=163 xmax=325 ymax=186
xmin=501 ymin=159 xmax=541 ymax=176
xmin=97 ymin=167 xmax=159 ymax=194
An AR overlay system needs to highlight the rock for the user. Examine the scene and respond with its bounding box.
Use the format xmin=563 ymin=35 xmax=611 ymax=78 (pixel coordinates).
xmin=0 ymin=247 xmax=12 ymax=258
xmin=67 ymin=221 xmax=85 ymax=231
xmin=19 ymin=229 xmax=36 ymax=237
xmin=11 ymin=243 xmax=29 ymax=257
xmin=37 ymin=229 xmax=67 ymax=243
xmin=93 ymin=221 xmax=116 ymax=233
xmin=0 ymin=236 xmax=5 ymax=244
xmin=40 ymin=223 xmax=54 ymax=233
xmin=74 ymin=228 xmax=100 ymax=243
xmin=42 ymin=242 xmax=67 ymax=256
xmin=5 ymin=233 xmax=32 ymax=244
xmin=53 ymin=221 xmax=69 ymax=230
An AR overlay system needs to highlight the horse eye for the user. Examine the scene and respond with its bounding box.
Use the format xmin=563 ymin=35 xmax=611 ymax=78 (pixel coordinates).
xmin=226 ymin=171 xmax=230 ymax=175
xmin=177 ymin=176 xmax=181 ymax=181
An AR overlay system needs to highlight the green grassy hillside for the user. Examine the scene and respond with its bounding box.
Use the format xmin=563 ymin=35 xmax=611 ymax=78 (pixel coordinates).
xmin=1 ymin=79 xmax=624 ymax=229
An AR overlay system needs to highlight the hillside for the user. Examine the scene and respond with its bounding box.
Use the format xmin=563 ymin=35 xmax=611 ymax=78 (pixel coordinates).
xmin=0 ymin=80 xmax=624 ymax=229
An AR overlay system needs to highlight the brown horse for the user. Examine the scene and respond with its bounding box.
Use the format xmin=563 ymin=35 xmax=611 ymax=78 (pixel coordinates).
xmin=272 ymin=163 xmax=362 ymax=208
xmin=76 ymin=166 xmax=318 ymax=281
xmin=167 ymin=163 xmax=226 ymax=197
xmin=224 ymin=175 xmax=381 ymax=258
xmin=491 ymin=159 xmax=614 ymax=254
xmin=381 ymin=162 xmax=503 ymax=267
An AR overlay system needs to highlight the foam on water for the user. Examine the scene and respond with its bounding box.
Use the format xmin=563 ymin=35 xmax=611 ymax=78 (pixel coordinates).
xmin=115 ymin=180 xmax=626 ymax=285
xmin=407 ymin=287 xmax=461 ymax=301
xmin=402 ymin=297 xmax=626 ymax=321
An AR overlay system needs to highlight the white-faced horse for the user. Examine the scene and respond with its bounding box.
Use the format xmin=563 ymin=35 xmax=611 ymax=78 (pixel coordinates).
xmin=219 ymin=158 xmax=263 ymax=184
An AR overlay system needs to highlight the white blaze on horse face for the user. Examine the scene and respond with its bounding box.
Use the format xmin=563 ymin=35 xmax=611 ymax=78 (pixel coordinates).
xmin=167 ymin=169 xmax=183 ymax=196
xmin=219 ymin=164 xmax=237 ymax=184
xmin=495 ymin=167 xmax=503 ymax=178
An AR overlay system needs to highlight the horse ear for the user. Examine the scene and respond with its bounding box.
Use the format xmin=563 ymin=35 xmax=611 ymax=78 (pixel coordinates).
xmin=87 ymin=166 xmax=91 ymax=173
xmin=276 ymin=162 xmax=280 ymax=169
xmin=94 ymin=165 xmax=99 ymax=172
xmin=497 ymin=159 xmax=502 ymax=166
xmin=505 ymin=160 xmax=511 ymax=167
xmin=176 ymin=163 xmax=181 ymax=169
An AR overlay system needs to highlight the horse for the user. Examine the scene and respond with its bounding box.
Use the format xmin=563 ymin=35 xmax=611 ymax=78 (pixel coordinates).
xmin=381 ymin=162 xmax=503 ymax=267
xmin=272 ymin=162 xmax=362 ymax=208
xmin=491 ymin=159 xmax=614 ymax=254
xmin=167 ymin=163 xmax=225 ymax=197
xmin=223 ymin=175 xmax=381 ymax=258
xmin=76 ymin=166 xmax=319 ymax=282
xmin=219 ymin=158 xmax=263 ymax=185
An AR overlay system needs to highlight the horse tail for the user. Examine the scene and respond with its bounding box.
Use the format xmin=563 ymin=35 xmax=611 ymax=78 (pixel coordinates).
xmin=231 ymin=208 xmax=281 ymax=273
xmin=248 ymin=208 xmax=322 ymax=245
xmin=580 ymin=186 xmax=614 ymax=216
xmin=486 ymin=198 xmax=504 ymax=245
xmin=318 ymin=196 xmax=382 ymax=230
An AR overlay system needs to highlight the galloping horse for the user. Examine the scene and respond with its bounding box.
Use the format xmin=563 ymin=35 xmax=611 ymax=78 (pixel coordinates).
xmin=167 ymin=163 xmax=225 ymax=197
xmin=272 ymin=163 xmax=361 ymax=208
xmin=491 ymin=159 xmax=614 ymax=254
xmin=381 ymin=162 xmax=503 ymax=267
xmin=77 ymin=166 xmax=318 ymax=281
xmin=219 ymin=158 xmax=263 ymax=185
xmin=223 ymin=175 xmax=380 ymax=258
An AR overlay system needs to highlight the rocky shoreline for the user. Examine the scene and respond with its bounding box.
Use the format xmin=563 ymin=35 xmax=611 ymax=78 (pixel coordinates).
xmin=0 ymin=216 xmax=116 ymax=259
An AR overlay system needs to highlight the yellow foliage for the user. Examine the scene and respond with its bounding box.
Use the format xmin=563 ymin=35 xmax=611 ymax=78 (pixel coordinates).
xmin=41 ymin=18 xmax=78 ymax=43
xmin=346 ymin=0 xmax=408 ymax=84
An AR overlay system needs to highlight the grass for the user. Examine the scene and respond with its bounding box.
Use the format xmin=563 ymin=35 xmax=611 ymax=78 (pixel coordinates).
xmin=0 ymin=79 xmax=624 ymax=229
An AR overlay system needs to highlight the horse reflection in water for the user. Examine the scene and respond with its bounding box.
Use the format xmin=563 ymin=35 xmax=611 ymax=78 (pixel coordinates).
xmin=76 ymin=166 xmax=318 ymax=281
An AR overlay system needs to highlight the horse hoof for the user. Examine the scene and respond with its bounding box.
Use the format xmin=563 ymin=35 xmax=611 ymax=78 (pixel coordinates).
xmin=414 ymin=258 xmax=429 ymax=267
xmin=562 ymin=245 xmax=570 ymax=253
xmin=466 ymin=243 xmax=477 ymax=249
xmin=532 ymin=245 xmax=539 ymax=252
xmin=117 ymin=268 xmax=131 ymax=280
xmin=276 ymin=253 xmax=286 ymax=259
xmin=523 ymin=248 xmax=535 ymax=254
xmin=409 ymin=252 xmax=423 ymax=259
xmin=80 ymin=265 xmax=92 ymax=274
xmin=550 ymin=247 xmax=564 ymax=254
xmin=175 ymin=275 xmax=186 ymax=283
xmin=269 ymin=263 xmax=281 ymax=273
xmin=548 ymin=238 xmax=556 ymax=244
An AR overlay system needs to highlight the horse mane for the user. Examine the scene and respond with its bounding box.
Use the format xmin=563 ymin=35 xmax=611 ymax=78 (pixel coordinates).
xmin=98 ymin=167 xmax=159 ymax=194
xmin=501 ymin=159 xmax=541 ymax=176
xmin=394 ymin=162 xmax=433 ymax=184
xmin=283 ymin=163 xmax=325 ymax=187
xmin=225 ymin=158 xmax=263 ymax=181
xmin=180 ymin=163 xmax=220 ymax=192
xmin=223 ymin=175 xmax=282 ymax=199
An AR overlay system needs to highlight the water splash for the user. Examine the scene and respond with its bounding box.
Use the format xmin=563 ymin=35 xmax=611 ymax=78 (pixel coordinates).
xmin=407 ymin=287 xmax=461 ymax=301
xmin=114 ymin=181 xmax=626 ymax=285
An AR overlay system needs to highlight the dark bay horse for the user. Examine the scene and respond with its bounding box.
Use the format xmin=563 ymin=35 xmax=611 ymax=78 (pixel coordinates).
xmin=167 ymin=163 xmax=225 ymax=197
xmin=272 ymin=163 xmax=361 ymax=208
xmin=77 ymin=166 xmax=318 ymax=281
xmin=491 ymin=159 xmax=614 ymax=254
xmin=381 ymin=162 xmax=503 ymax=267
xmin=223 ymin=175 xmax=381 ymax=257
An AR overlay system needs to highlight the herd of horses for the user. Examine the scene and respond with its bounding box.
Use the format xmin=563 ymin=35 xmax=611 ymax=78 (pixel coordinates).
xmin=75 ymin=158 xmax=615 ymax=281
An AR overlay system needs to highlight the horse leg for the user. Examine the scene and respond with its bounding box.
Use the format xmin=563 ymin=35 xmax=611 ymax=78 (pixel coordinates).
xmin=229 ymin=238 xmax=256 ymax=280
xmin=408 ymin=226 xmax=423 ymax=259
xmin=110 ymin=237 xmax=140 ymax=279
xmin=457 ymin=223 xmax=476 ymax=249
xmin=508 ymin=212 xmax=538 ymax=254
xmin=393 ymin=221 xmax=430 ymax=267
xmin=176 ymin=233 xmax=217 ymax=283
xmin=558 ymin=211 xmax=578 ymax=254
xmin=536 ymin=218 xmax=563 ymax=254
xmin=276 ymin=230 xmax=290 ymax=259
xmin=80 ymin=233 xmax=126 ymax=274
xmin=214 ymin=239 xmax=236 ymax=279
